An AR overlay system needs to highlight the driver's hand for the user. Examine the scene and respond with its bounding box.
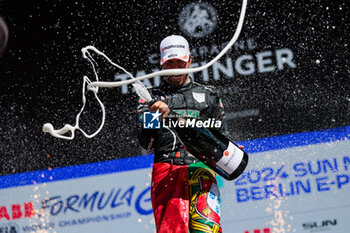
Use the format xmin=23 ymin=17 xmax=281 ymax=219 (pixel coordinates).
xmin=149 ymin=101 xmax=170 ymax=120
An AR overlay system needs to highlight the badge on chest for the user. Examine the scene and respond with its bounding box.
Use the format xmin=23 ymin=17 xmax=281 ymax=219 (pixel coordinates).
xmin=192 ymin=92 xmax=206 ymax=103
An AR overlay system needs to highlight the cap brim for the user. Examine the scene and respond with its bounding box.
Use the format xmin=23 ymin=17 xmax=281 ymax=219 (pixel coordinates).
xmin=160 ymin=56 xmax=190 ymax=65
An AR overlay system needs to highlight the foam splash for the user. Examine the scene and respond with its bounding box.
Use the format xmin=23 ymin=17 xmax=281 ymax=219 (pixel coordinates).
xmin=42 ymin=47 xmax=151 ymax=140
xmin=43 ymin=0 xmax=248 ymax=140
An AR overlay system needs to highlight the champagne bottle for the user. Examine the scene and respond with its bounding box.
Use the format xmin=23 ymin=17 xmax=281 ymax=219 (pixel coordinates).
xmin=145 ymin=97 xmax=248 ymax=180
xmin=173 ymin=117 xmax=249 ymax=180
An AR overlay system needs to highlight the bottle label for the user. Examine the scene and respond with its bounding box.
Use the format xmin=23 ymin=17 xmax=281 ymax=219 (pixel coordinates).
xmin=217 ymin=141 xmax=244 ymax=174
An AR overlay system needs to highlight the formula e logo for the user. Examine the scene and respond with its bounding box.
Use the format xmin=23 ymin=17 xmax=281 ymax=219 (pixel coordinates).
xmin=143 ymin=111 xmax=161 ymax=129
xmin=178 ymin=2 xmax=218 ymax=38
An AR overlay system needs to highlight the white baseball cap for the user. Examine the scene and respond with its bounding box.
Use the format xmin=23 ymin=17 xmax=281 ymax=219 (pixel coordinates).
xmin=160 ymin=35 xmax=190 ymax=65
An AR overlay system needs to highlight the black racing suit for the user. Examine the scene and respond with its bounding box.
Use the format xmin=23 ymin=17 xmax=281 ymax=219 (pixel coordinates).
xmin=137 ymin=79 xmax=226 ymax=164
xmin=137 ymin=79 xmax=227 ymax=232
